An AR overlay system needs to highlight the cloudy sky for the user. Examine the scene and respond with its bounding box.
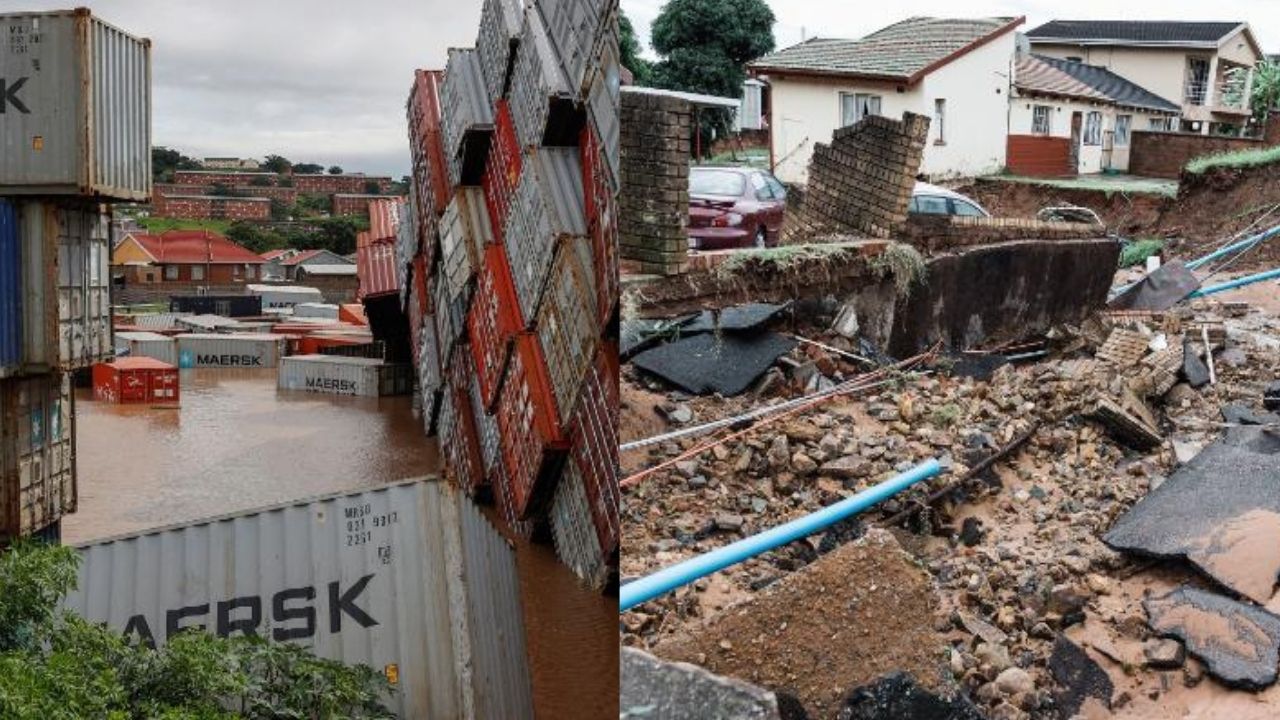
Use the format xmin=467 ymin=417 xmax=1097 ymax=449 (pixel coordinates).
xmin=623 ymin=0 xmax=1280 ymax=59
xmin=20 ymin=0 xmax=486 ymax=178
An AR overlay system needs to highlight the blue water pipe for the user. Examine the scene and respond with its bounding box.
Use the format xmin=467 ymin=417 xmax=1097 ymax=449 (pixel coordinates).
xmin=1186 ymin=267 xmax=1280 ymax=298
xmin=619 ymin=458 xmax=943 ymax=612
xmin=1110 ymin=223 xmax=1280 ymax=297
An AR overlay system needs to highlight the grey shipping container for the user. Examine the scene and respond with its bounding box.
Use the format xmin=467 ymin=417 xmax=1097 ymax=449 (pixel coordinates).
xmin=114 ymin=331 xmax=177 ymax=366
xmin=508 ymin=9 xmax=576 ymax=149
xmin=463 ymin=351 xmax=501 ymax=477
xmin=278 ymin=355 xmax=413 ymax=397
xmin=536 ymin=234 xmax=597 ymax=421
xmin=440 ymin=187 xmax=493 ymax=302
xmin=131 ymin=312 xmax=190 ymax=331
xmin=63 ymin=479 xmax=535 ymax=719
xmin=551 ymin=459 xmax=609 ymax=590
xmin=418 ymin=319 xmax=443 ymax=436
xmin=0 ymin=9 xmax=152 ymax=201
xmin=476 ymin=0 xmax=524 ymax=107
xmin=502 ymin=147 xmax=588 ymax=319
xmin=1 ymin=373 xmax=76 ymax=540
xmin=13 ymin=199 xmax=113 ymax=373
xmin=169 ymin=294 xmax=263 ymax=318
xmin=537 ymin=0 xmax=614 ymax=98
xmin=176 ymin=333 xmax=285 ymax=369
xmin=586 ymin=21 xmax=620 ymax=192
xmin=292 ymin=303 xmax=340 ymax=320
xmin=176 ymin=314 xmax=245 ymax=333
xmin=432 ymin=270 xmax=462 ymax=371
xmin=441 ymin=48 xmax=495 ymax=188
xmin=245 ymin=284 xmax=325 ymax=309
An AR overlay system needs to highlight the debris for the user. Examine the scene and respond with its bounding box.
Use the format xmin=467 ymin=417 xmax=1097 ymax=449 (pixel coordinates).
xmin=682 ymin=303 xmax=789 ymax=335
xmin=631 ymin=333 xmax=798 ymax=396
xmin=1108 ymin=260 xmax=1200 ymax=312
xmin=1047 ymin=636 xmax=1113 ymax=717
xmin=1105 ymin=427 xmax=1280 ymax=603
xmin=949 ymin=354 xmax=1010 ymax=382
xmin=1221 ymin=403 xmax=1280 ymax=426
xmin=1182 ymin=338 xmax=1211 ymax=388
xmin=837 ymin=672 xmax=987 ymax=720
xmin=832 ymin=303 xmax=860 ymax=339
xmin=1202 ymin=327 xmax=1217 ymax=385
xmin=1144 ymin=586 xmax=1280 ymax=689
xmin=621 ymin=648 xmax=781 ymax=720
xmin=958 ymin=611 xmax=1009 ymax=646
xmin=1096 ymin=328 xmax=1151 ymax=367
xmin=1088 ymin=394 xmax=1162 ymax=450
xmin=622 ymin=315 xmax=697 ymax=360
xmin=1143 ymin=638 xmax=1186 ymax=669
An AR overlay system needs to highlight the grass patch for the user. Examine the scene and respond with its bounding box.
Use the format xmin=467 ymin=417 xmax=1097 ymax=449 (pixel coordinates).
xmin=711 ymin=242 xmax=858 ymax=280
xmin=868 ymin=243 xmax=927 ymax=297
xmin=986 ymin=174 xmax=1178 ymax=198
xmin=1185 ymin=145 xmax=1280 ymax=175
xmin=138 ymin=216 xmax=235 ymax=234
xmin=1118 ymin=238 xmax=1165 ymax=268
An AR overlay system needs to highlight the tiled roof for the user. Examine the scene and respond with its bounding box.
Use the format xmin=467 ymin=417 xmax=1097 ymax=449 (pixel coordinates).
xmin=281 ymin=249 xmax=323 ymax=266
xmin=260 ymin=248 xmax=294 ymax=261
xmin=127 ymin=231 xmax=265 ymax=265
xmin=1026 ymin=20 xmax=1244 ymax=46
xmin=749 ymin=17 xmax=1023 ymax=82
xmin=1016 ymin=54 xmax=1181 ymax=113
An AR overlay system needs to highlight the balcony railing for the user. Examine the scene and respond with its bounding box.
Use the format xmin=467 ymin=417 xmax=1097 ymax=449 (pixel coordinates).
xmin=1185 ymin=80 xmax=1208 ymax=106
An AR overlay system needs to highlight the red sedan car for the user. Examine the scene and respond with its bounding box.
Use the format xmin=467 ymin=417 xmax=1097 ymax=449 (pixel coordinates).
xmin=687 ymin=166 xmax=787 ymax=250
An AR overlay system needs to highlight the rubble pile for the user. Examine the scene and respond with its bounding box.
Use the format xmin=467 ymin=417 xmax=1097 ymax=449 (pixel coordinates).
xmin=621 ymin=296 xmax=1280 ymax=718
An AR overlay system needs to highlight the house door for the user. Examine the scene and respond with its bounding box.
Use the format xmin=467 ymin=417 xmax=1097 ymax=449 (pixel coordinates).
xmin=1069 ymin=112 xmax=1083 ymax=174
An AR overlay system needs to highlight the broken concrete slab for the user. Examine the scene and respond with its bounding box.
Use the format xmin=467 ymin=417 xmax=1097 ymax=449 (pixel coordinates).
xmin=621 ymin=648 xmax=782 ymax=720
xmin=682 ymin=303 xmax=789 ymax=335
xmin=1221 ymin=403 xmax=1280 ymax=427
xmin=836 ymin=672 xmax=987 ymax=720
xmin=631 ymin=332 xmax=798 ymax=396
xmin=1144 ymin=586 xmax=1280 ymax=690
xmin=654 ymin=529 xmax=946 ymax=719
xmin=1096 ymin=328 xmax=1151 ymax=367
xmin=1048 ymin=635 xmax=1113 ymax=717
xmin=1105 ymin=427 xmax=1280 ymax=603
xmin=622 ymin=315 xmax=698 ymax=360
xmin=1108 ymin=260 xmax=1201 ymax=312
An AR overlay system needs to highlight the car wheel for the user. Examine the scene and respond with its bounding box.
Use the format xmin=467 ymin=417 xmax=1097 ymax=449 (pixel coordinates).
xmin=754 ymin=226 xmax=767 ymax=249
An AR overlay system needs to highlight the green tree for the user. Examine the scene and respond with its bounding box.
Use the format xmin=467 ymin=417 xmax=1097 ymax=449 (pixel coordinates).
xmin=247 ymin=175 xmax=273 ymax=187
xmin=261 ymin=155 xmax=292 ymax=174
xmin=293 ymin=163 xmax=325 ymax=175
xmin=152 ymin=147 xmax=201 ymax=183
xmin=364 ymin=181 xmax=383 ymax=195
xmin=268 ymin=199 xmax=292 ymax=221
xmin=328 ymin=165 xmax=344 ymax=175
xmin=1249 ymin=60 xmax=1280 ymax=126
xmin=619 ymin=10 xmax=653 ymax=85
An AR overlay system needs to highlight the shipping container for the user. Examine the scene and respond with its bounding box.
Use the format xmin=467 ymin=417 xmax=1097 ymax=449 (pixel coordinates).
xmin=536 ymin=235 xmax=598 ymax=422
xmin=439 ymin=367 xmax=487 ymax=497
xmin=432 ymin=268 xmax=465 ymax=370
xmin=92 ymin=357 xmax=179 ymax=405
xmin=585 ymin=26 xmax=620 ymax=194
xmin=476 ymin=0 xmax=524 ymax=106
xmin=113 ymin=330 xmax=177 ymax=366
xmin=356 ymin=235 xmax=400 ymax=300
xmin=467 ymin=243 xmax=522 ymax=410
xmin=0 ymin=200 xmax=20 ymax=376
xmin=169 ymin=294 xmax=263 ymax=318
xmin=441 ymin=48 xmax=495 ymax=188
xmin=570 ymin=344 xmax=620 ymax=564
xmin=495 ymin=333 xmax=568 ymax=519
xmin=490 ymin=462 xmax=536 ymax=540
xmin=481 ymin=100 xmax=523 ymax=246
xmin=551 ymin=460 xmax=609 ymax=590
xmin=278 ymin=355 xmax=413 ymax=398
xmin=245 ymin=284 xmax=324 ymax=310
xmin=407 ymin=70 xmax=452 ymax=219
xmin=0 ymin=9 xmax=152 ymax=201
xmin=502 ymin=147 xmax=588 ymax=320
xmin=315 ymin=340 xmax=384 ymax=360
xmin=418 ymin=314 xmax=443 ymax=407
xmin=440 ymin=187 xmax=493 ymax=302
xmin=130 ymin=312 xmax=191 ymax=331
xmin=176 ymin=334 xmax=285 ymax=369
xmin=407 ymin=280 xmax=425 ymax=367
xmin=538 ymin=0 xmax=614 ymax=97
xmin=62 ymin=479 xmax=536 ymax=720
xmin=0 ymin=373 xmax=76 ymax=540
xmin=581 ymin=124 xmax=619 ymax=329
xmin=463 ymin=350 xmax=502 ymax=481
xmin=339 ymin=303 xmax=368 ymax=325
xmin=508 ymin=9 xmax=578 ymax=148
xmin=293 ymin=303 xmax=340 ymax=320
xmin=175 ymin=314 xmax=245 ymax=333
xmin=368 ymin=198 xmax=402 ymax=242
xmin=396 ymin=191 xmax=417 ymax=308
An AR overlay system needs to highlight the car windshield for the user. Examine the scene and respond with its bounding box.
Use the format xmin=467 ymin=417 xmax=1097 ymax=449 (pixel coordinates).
xmin=690 ymin=170 xmax=746 ymax=197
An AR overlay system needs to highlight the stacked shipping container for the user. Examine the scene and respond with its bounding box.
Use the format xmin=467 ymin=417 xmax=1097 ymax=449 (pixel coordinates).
xmin=401 ymin=0 xmax=618 ymax=590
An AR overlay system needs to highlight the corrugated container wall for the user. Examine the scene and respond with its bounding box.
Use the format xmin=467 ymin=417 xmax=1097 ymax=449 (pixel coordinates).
xmin=0 ymin=200 xmax=20 ymax=376
xmin=586 ymin=20 xmax=620 ymax=192
xmin=0 ymin=9 xmax=152 ymax=201
xmin=537 ymin=0 xmax=614 ymax=96
xmin=440 ymin=188 xmax=493 ymax=302
xmin=278 ymin=355 xmax=413 ymax=398
xmin=114 ymin=331 xmax=177 ymax=366
xmin=536 ymin=235 xmax=597 ymax=422
xmin=476 ymin=0 xmax=524 ymax=107
xmin=508 ymin=9 xmax=576 ymax=149
xmin=245 ymin=284 xmax=324 ymax=309
xmin=502 ymin=147 xmax=587 ymax=319
xmin=176 ymin=334 xmax=284 ymax=369
xmin=441 ymin=48 xmax=495 ymax=188
xmin=407 ymin=70 xmax=451 ymax=220
xmin=62 ymin=480 xmax=535 ymax=720
xmin=1 ymin=373 xmax=76 ymax=540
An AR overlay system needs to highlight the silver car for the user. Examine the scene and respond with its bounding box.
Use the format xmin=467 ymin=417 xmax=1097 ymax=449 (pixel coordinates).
xmin=908 ymin=181 xmax=990 ymax=217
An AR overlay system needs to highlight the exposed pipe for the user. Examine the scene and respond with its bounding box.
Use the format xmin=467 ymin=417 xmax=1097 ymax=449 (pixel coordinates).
xmin=619 ymin=459 xmax=943 ymax=612
xmin=1186 ymin=224 xmax=1280 ymax=270
xmin=1185 ymin=267 xmax=1280 ymax=298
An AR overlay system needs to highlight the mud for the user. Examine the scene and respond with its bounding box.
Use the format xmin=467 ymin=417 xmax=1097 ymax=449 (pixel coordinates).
xmin=1145 ymin=587 xmax=1280 ymax=689
xmin=1186 ymin=509 xmax=1280 ymax=604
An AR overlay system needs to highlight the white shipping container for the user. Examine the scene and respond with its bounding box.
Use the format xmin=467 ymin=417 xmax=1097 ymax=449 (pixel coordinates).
xmin=175 ymin=314 xmax=245 ymax=333
xmin=502 ymin=147 xmax=588 ymax=319
xmin=278 ymin=355 xmax=413 ymax=397
xmin=245 ymin=284 xmax=325 ymax=310
xmin=114 ymin=331 xmax=177 ymax=366
xmin=1 ymin=373 xmax=76 ymax=540
xmin=292 ymin=303 xmax=340 ymax=320
xmin=440 ymin=187 xmax=493 ymax=301
xmin=476 ymin=0 xmax=524 ymax=107
xmin=508 ymin=9 xmax=575 ymax=149
xmin=63 ymin=479 xmax=535 ymax=719
xmin=441 ymin=48 xmax=495 ymax=188
xmin=131 ymin=312 xmax=190 ymax=331
xmin=0 ymin=9 xmax=152 ymax=201
xmin=176 ymin=334 xmax=285 ymax=369
xmin=551 ymin=460 xmax=609 ymax=590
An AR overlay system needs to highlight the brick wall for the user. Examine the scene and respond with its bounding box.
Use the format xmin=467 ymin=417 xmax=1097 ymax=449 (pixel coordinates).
xmin=1129 ymin=114 xmax=1280 ymax=179
xmin=331 ymin=194 xmax=384 ymax=217
xmin=153 ymin=195 xmax=271 ymax=220
xmin=292 ymin=174 xmax=393 ymax=194
xmin=783 ymin=112 xmax=930 ymax=242
xmin=155 ymin=183 xmax=299 ymax=204
xmin=902 ymin=215 xmax=1103 ymax=253
xmin=619 ymin=91 xmax=693 ymax=275
xmin=174 ymin=170 xmax=276 ymax=187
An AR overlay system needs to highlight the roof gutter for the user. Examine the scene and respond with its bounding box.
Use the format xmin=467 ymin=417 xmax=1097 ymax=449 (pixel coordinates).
xmin=1026 ymin=37 xmax=1221 ymax=50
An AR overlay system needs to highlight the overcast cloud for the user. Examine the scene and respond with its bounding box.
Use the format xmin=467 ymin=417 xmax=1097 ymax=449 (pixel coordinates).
xmin=18 ymin=0 xmax=486 ymax=177
xmin=623 ymin=0 xmax=1280 ymax=61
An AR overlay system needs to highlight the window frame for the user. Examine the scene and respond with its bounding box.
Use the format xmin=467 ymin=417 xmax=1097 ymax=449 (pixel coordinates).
xmin=763 ymin=174 xmax=787 ymax=201
xmin=1083 ymin=111 xmax=1103 ymax=146
xmin=164 ymin=265 xmax=178 ymax=281
xmin=950 ymin=199 xmax=985 ymax=217
xmin=839 ymin=92 xmax=883 ymax=127
xmin=1114 ymin=114 xmax=1132 ymax=146
xmin=1031 ymin=105 xmax=1052 ymax=135
xmin=191 ymin=265 xmax=206 ymax=281
xmin=934 ymin=98 xmax=946 ymax=144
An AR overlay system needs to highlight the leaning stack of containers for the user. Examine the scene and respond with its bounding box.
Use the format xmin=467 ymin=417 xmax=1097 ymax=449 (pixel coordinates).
xmin=0 ymin=9 xmax=152 ymax=543
xmin=400 ymin=0 xmax=619 ymax=590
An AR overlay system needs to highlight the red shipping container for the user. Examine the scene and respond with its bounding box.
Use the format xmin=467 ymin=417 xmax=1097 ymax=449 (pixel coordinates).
xmin=570 ymin=342 xmax=619 ymax=559
xmin=439 ymin=355 xmax=486 ymax=498
xmin=356 ymin=235 xmax=400 ymax=299
xmin=467 ymin=243 xmax=522 ymax=410
xmin=412 ymin=253 xmax=431 ymax=317
xmin=495 ymin=332 xmax=568 ymax=519
xmin=490 ymin=463 xmax=535 ymax=541
xmin=581 ymin=124 xmax=618 ymax=329
xmin=407 ymin=70 xmax=452 ymax=218
xmin=92 ymin=358 xmax=180 ymax=405
xmin=338 ymin=304 xmax=368 ymax=325
xmin=481 ymin=100 xmax=523 ymax=246
xmin=295 ymin=333 xmax=374 ymax=356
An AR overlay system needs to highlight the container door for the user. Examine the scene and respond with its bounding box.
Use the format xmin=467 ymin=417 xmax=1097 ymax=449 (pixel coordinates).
xmin=151 ymin=370 xmax=179 ymax=402
xmin=118 ymin=369 xmax=147 ymax=403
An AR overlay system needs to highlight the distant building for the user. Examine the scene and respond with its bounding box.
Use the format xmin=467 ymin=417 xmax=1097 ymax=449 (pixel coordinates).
xmin=202 ymin=157 xmax=262 ymax=170
xmin=113 ymin=230 xmax=266 ymax=284
xmin=260 ymin=248 xmax=354 ymax=280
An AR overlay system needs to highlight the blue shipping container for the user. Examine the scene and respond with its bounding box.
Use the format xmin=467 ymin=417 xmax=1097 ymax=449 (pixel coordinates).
xmin=0 ymin=199 xmax=20 ymax=374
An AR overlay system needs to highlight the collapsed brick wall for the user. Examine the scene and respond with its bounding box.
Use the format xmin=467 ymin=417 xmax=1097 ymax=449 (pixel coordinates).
xmin=152 ymin=195 xmax=271 ymax=220
xmin=783 ymin=113 xmax=930 ymax=242
xmin=903 ymin=215 xmax=1103 ymax=253
xmin=620 ymin=91 xmax=692 ymax=275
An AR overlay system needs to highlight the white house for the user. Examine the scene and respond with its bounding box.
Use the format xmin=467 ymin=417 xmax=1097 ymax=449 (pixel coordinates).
xmin=1009 ymin=53 xmax=1181 ymax=174
xmin=748 ymin=16 xmax=1025 ymax=183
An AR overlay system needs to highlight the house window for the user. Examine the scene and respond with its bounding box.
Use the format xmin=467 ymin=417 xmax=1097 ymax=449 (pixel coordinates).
xmin=1186 ymin=57 xmax=1210 ymax=106
xmin=840 ymin=92 xmax=882 ymax=126
xmin=934 ymin=99 xmax=946 ymax=144
xmin=191 ymin=265 xmax=205 ymax=281
xmin=1149 ymin=117 xmax=1173 ymax=131
xmin=1031 ymin=105 xmax=1052 ymax=134
xmin=164 ymin=265 xmax=178 ymax=280
xmin=246 ymin=264 xmax=257 ymax=279
xmin=1114 ymin=115 xmax=1132 ymax=146
xmin=1083 ymin=111 xmax=1102 ymax=145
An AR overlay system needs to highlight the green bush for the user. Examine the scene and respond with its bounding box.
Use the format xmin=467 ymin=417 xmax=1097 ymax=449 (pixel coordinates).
xmin=1119 ymin=238 xmax=1165 ymax=268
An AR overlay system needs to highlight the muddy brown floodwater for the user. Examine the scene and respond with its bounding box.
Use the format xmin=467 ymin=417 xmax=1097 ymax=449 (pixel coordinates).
xmin=68 ymin=367 xmax=616 ymax=719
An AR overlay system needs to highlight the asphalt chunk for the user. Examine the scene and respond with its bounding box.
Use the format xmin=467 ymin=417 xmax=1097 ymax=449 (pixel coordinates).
xmin=1144 ymin=586 xmax=1280 ymax=690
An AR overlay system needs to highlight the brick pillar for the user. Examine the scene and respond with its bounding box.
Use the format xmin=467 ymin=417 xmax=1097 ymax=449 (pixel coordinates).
xmin=620 ymin=92 xmax=693 ymax=275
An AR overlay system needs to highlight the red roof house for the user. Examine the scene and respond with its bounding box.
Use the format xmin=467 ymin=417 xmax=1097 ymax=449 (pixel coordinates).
xmin=113 ymin=230 xmax=267 ymax=284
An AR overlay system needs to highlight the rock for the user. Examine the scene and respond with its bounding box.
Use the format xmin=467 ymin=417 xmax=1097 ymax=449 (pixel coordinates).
xmin=715 ymin=514 xmax=745 ymax=532
xmin=994 ymin=667 xmax=1034 ymax=696
xmin=1222 ymin=403 xmax=1280 ymax=426
xmin=838 ymin=672 xmax=987 ymax=720
xmin=959 ymin=612 xmax=1009 ymax=646
xmin=791 ymin=452 xmax=818 ymax=475
xmin=1145 ymin=586 xmax=1280 ymax=690
xmin=734 ymin=449 xmax=755 ymax=472
xmin=687 ymin=475 xmax=708 ymax=489
xmin=1171 ymin=438 xmax=1205 ymax=465
xmin=766 ymin=435 xmax=790 ymax=469
xmin=817 ymin=433 xmax=841 ymax=461
xmin=665 ymin=404 xmax=694 ymax=425
xmin=1219 ymin=347 xmax=1248 ymax=367
xmin=1048 ymin=636 xmax=1113 ymax=718
xmin=674 ymin=459 xmax=701 ymax=478
xmin=1143 ymin=638 xmax=1186 ymax=669
xmin=821 ymin=455 xmax=872 ymax=479
xmin=975 ymin=642 xmax=1012 ymax=672
xmin=621 ymin=648 xmax=782 ymax=720
xmin=1266 ymin=381 xmax=1280 ymax=412
xmin=1047 ymin=583 xmax=1089 ymax=617
xmin=959 ymin=517 xmax=984 ymax=547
